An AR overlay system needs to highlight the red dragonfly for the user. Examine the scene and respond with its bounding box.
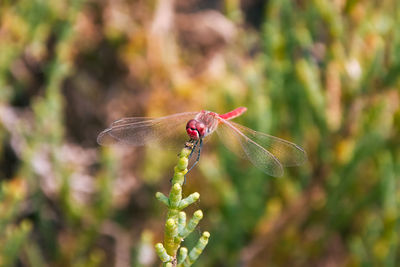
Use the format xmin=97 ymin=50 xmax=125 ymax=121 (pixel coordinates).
xmin=97 ymin=107 xmax=306 ymax=177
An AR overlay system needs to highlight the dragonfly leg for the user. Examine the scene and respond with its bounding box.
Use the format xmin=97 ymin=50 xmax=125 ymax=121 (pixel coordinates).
xmin=187 ymin=138 xmax=203 ymax=173
xmin=182 ymin=139 xmax=201 ymax=184
xmin=187 ymin=139 xmax=199 ymax=161
xmin=171 ymin=139 xmax=199 ymax=184
xmin=181 ymin=139 xmax=203 ymax=184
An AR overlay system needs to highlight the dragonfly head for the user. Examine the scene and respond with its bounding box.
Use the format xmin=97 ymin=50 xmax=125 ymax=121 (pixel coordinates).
xmin=186 ymin=119 xmax=205 ymax=140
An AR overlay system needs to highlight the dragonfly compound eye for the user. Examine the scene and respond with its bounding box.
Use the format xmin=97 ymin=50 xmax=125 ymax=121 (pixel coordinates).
xmin=196 ymin=122 xmax=206 ymax=137
xmin=186 ymin=119 xmax=200 ymax=140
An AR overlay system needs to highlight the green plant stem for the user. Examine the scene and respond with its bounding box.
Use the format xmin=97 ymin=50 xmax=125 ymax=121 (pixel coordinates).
xmin=155 ymin=141 xmax=210 ymax=266
xmin=181 ymin=232 xmax=210 ymax=267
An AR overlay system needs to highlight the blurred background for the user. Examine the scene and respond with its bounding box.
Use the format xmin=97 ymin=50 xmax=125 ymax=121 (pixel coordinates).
xmin=1 ymin=0 xmax=400 ymax=266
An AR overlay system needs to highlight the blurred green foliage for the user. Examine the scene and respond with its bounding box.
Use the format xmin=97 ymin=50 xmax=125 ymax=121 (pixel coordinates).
xmin=0 ymin=0 xmax=400 ymax=266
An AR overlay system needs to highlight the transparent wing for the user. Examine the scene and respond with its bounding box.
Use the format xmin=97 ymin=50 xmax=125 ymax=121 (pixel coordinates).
xmin=216 ymin=120 xmax=307 ymax=177
xmin=97 ymin=112 xmax=199 ymax=147
xmin=111 ymin=117 xmax=153 ymax=127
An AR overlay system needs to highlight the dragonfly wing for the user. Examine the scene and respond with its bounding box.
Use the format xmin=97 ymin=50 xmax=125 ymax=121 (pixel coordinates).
xmin=216 ymin=120 xmax=283 ymax=177
xmin=97 ymin=112 xmax=198 ymax=147
xmin=216 ymin=121 xmax=247 ymax=159
xmin=217 ymin=120 xmax=306 ymax=177
xmin=228 ymin=121 xmax=307 ymax=167
xmin=111 ymin=117 xmax=154 ymax=127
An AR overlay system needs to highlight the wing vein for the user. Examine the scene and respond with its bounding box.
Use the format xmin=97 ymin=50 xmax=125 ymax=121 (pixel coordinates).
xmin=218 ymin=118 xmax=283 ymax=176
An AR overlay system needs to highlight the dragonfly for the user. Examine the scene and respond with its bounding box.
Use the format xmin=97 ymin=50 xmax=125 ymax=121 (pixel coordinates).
xmin=97 ymin=107 xmax=306 ymax=177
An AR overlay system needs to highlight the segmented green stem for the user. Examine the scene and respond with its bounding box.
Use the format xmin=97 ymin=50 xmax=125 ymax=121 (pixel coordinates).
xmin=154 ymin=141 xmax=210 ymax=266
